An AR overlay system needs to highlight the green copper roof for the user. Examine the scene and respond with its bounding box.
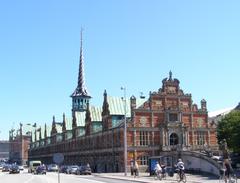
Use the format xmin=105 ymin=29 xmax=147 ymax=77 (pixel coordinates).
xmin=107 ymin=96 xmax=130 ymax=116
xmin=90 ymin=106 xmax=102 ymax=121
xmin=75 ymin=111 xmax=86 ymax=126
xmin=46 ymin=125 xmax=51 ymax=137
xmin=65 ymin=117 xmax=72 ymax=130
xmin=75 ymin=106 xmax=102 ymax=126
xmin=56 ymin=123 xmax=62 ymax=133
xmin=23 ymin=96 xmax=146 ymax=143
xmin=107 ymin=96 xmax=145 ymax=117
xmin=32 ymin=124 xmax=52 ymax=142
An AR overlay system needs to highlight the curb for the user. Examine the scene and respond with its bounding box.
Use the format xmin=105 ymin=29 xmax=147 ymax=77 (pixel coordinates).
xmin=94 ymin=174 xmax=205 ymax=183
xmin=94 ymin=174 xmax=151 ymax=183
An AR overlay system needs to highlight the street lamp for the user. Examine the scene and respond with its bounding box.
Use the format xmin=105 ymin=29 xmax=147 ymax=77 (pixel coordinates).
xmin=121 ymin=87 xmax=127 ymax=176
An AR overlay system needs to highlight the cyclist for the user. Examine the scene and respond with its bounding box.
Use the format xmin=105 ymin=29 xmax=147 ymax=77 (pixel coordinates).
xmin=154 ymin=161 xmax=162 ymax=179
xmin=176 ymin=159 xmax=185 ymax=180
xmin=160 ymin=163 xmax=167 ymax=178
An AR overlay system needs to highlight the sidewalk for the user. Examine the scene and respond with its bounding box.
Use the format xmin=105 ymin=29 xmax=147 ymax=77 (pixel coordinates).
xmin=95 ymin=172 xmax=220 ymax=183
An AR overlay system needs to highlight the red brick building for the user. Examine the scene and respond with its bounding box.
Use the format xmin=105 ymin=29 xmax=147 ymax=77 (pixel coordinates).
xmin=126 ymin=72 xmax=218 ymax=170
xmin=9 ymin=123 xmax=32 ymax=165
xmin=28 ymin=36 xmax=218 ymax=172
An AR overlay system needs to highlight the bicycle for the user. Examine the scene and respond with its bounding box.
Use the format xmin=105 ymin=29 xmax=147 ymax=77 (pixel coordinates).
xmin=176 ymin=169 xmax=186 ymax=183
xmin=161 ymin=166 xmax=167 ymax=180
xmin=154 ymin=169 xmax=164 ymax=180
xmin=219 ymin=168 xmax=238 ymax=183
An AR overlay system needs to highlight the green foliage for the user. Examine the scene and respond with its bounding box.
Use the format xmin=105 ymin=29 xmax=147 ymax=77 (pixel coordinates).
xmin=217 ymin=110 xmax=240 ymax=152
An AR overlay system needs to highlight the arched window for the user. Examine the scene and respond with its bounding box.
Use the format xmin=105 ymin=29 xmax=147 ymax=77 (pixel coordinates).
xmin=170 ymin=133 xmax=178 ymax=145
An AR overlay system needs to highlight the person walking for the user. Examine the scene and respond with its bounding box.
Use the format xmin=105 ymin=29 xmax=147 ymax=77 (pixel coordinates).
xmin=130 ymin=160 xmax=134 ymax=176
xmin=133 ymin=161 xmax=139 ymax=177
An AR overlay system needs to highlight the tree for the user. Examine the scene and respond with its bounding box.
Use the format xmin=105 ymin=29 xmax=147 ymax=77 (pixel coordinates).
xmin=217 ymin=110 xmax=240 ymax=152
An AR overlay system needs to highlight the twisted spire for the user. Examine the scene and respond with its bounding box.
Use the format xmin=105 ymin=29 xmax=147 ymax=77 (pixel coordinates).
xmin=72 ymin=28 xmax=89 ymax=97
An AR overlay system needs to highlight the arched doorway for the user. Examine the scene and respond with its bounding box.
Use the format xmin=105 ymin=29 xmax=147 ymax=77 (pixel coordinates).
xmin=170 ymin=133 xmax=178 ymax=145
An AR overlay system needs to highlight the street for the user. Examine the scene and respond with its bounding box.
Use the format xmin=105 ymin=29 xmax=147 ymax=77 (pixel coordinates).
xmin=0 ymin=169 xmax=238 ymax=183
xmin=0 ymin=171 xmax=135 ymax=183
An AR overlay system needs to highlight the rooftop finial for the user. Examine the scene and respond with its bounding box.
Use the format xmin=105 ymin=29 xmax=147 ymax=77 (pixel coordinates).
xmin=169 ymin=70 xmax=172 ymax=80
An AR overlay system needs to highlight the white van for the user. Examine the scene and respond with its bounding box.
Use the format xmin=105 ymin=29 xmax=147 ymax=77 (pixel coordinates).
xmin=28 ymin=160 xmax=42 ymax=173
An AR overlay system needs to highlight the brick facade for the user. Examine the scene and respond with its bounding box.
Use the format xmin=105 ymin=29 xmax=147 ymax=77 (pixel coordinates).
xmin=9 ymin=129 xmax=31 ymax=165
xmin=29 ymin=72 xmax=218 ymax=172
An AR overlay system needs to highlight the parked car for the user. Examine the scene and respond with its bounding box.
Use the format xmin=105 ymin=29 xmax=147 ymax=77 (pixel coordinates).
xmin=65 ymin=166 xmax=72 ymax=174
xmin=76 ymin=165 xmax=92 ymax=175
xmin=9 ymin=165 xmax=20 ymax=174
xmin=47 ymin=164 xmax=58 ymax=172
xmin=69 ymin=165 xmax=79 ymax=174
xmin=18 ymin=165 xmax=24 ymax=171
xmin=60 ymin=165 xmax=69 ymax=173
xmin=35 ymin=165 xmax=47 ymax=175
xmin=2 ymin=164 xmax=11 ymax=172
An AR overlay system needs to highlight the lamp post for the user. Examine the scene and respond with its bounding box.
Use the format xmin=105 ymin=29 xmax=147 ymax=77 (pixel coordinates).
xmin=121 ymin=87 xmax=127 ymax=176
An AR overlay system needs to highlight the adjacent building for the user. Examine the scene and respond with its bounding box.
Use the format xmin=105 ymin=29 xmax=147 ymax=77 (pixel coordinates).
xmin=209 ymin=102 xmax=240 ymax=124
xmin=9 ymin=123 xmax=32 ymax=165
xmin=0 ymin=140 xmax=9 ymax=161
xmin=28 ymin=35 xmax=218 ymax=172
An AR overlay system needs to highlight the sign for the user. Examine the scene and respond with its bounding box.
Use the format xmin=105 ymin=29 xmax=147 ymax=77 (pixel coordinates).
xmin=53 ymin=153 xmax=64 ymax=164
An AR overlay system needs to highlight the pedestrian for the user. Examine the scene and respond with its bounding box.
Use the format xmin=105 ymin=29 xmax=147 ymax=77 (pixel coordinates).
xmin=130 ymin=160 xmax=134 ymax=176
xmin=133 ymin=161 xmax=139 ymax=177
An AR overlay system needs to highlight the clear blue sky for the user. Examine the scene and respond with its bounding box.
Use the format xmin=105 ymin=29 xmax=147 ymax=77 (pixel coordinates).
xmin=0 ymin=0 xmax=240 ymax=140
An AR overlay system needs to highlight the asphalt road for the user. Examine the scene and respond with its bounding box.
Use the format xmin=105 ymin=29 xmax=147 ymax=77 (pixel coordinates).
xmin=0 ymin=170 xmax=136 ymax=183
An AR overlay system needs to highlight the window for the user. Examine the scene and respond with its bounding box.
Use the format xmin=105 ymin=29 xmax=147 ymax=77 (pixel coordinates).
xmin=93 ymin=123 xmax=102 ymax=133
xmin=197 ymin=131 xmax=205 ymax=145
xmin=139 ymin=156 xmax=149 ymax=165
xmin=170 ymin=133 xmax=178 ymax=145
xmin=112 ymin=116 xmax=124 ymax=128
xmin=140 ymin=131 xmax=149 ymax=146
xmin=169 ymin=113 xmax=178 ymax=122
